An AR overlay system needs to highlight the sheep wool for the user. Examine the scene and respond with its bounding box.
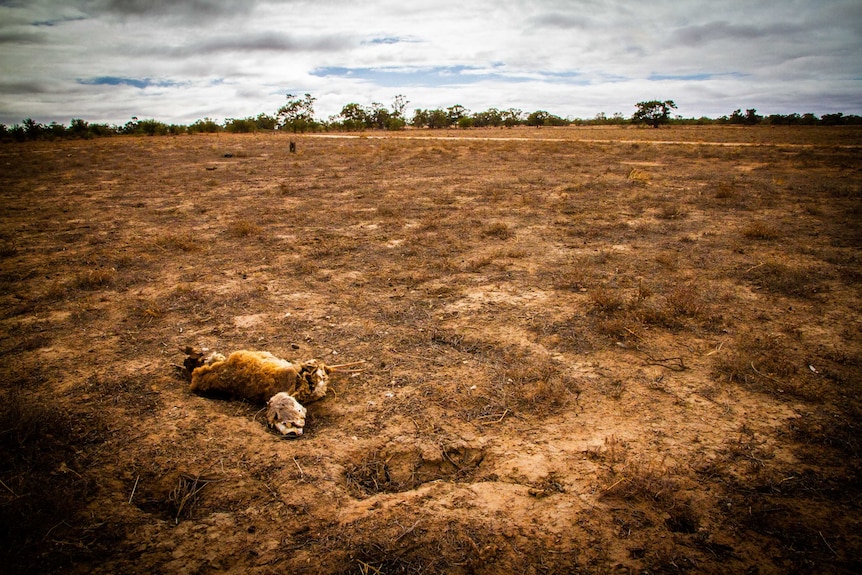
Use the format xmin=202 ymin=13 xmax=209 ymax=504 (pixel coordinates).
xmin=189 ymin=350 xmax=329 ymax=405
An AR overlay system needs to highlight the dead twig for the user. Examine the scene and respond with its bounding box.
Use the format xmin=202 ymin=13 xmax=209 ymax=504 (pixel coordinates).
xmin=328 ymin=360 xmax=368 ymax=372
xmin=169 ymin=474 xmax=220 ymax=524
xmin=0 ymin=478 xmax=17 ymax=497
xmin=624 ymin=327 xmax=644 ymax=340
xmin=819 ymin=531 xmax=838 ymax=558
xmin=475 ymin=409 xmax=509 ymax=423
xmin=357 ymin=560 xmax=383 ymax=575
xmin=750 ymin=362 xmax=785 ymax=388
xmin=644 ymin=354 xmax=687 ymax=371
xmin=744 ymin=262 xmax=765 ymax=273
xmin=128 ymin=474 xmax=140 ymax=504
xmin=394 ymin=519 xmax=422 ymax=541
xmin=292 ymin=456 xmax=305 ymax=479
xmin=604 ymin=476 xmax=628 ymax=493
xmin=705 ymin=341 xmax=724 ymax=356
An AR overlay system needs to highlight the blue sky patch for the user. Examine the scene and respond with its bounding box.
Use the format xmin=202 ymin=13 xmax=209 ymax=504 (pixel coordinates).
xmin=78 ymin=76 xmax=178 ymax=89
xmin=311 ymin=65 xmax=560 ymax=87
xmin=649 ymin=73 xmax=714 ymax=81
xmin=32 ymin=16 xmax=88 ymax=27
xmin=648 ymin=72 xmax=746 ymax=82
xmin=363 ymin=36 xmax=403 ymax=45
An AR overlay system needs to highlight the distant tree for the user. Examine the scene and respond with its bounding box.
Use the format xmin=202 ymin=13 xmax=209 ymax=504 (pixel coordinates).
xmin=411 ymin=107 xmax=456 ymax=128
xmin=800 ymin=113 xmax=819 ymax=125
xmin=69 ymin=118 xmax=90 ymax=138
xmin=81 ymin=122 xmax=113 ymax=137
xmin=367 ymin=102 xmax=391 ymax=130
xmin=188 ymin=118 xmax=220 ymax=134
xmin=391 ymin=94 xmax=409 ymax=122
xmin=632 ymin=100 xmax=677 ymax=128
xmin=744 ymin=109 xmax=762 ymax=125
xmin=411 ymin=108 xmax=429 ymax=128
xmin=224 ymin=117 xmax=258 ymax=133
xmin=22 ymin=118 xmax=45 ymax=140
xmin=820 ymin=112 xmax=862 ymax=126
xmin=765 ymin=113 xmax=796 ymax=125
xmin=526 ymin=110 xmax=550 ymax=127
xmin=502 ymin=108 xmax=523 ymax=127
xmin=421 ymin=109 xmax=449 ymax=129
xmin=136 ymin=119 xmax=170 ymax=136
xmin=821 ymin=113 xmax=846 ymax=126
xmin=255 ymin=113 xmax=278 ymax=130
xmin=277 ymin=93 xmax=317 ymax=133
xmin=9 ymin=124 xmax=26 ymax=142
xmin=447 ymin=105 xmax=468 ymax=126
xmin=386 ymin=116 xmax=406 ymax=130
xmin=728 ymin=109 xmax=757 ymax=125
xmin=47 ymin=122 xmax=67 ymax=139
xmin=121 ymin=117 xmax=139 ymax=135
xmin=339 ymin=103 xmax=368 ymax=131
xmin=472 ymin=108 xmax=503 ymax=127
xmin=547 ymin=114 xmax=568 ymax=126
xmin=526 ymin=110 xmax=567 ymax=127
xmin=431 ymin=109 xmax=451 ymax=128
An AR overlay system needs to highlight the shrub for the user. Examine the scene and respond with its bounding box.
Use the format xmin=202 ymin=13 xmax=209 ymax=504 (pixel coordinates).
xmin=227 ymin=220 xmax=261 ymax=238
xmin=744 ymin=262 xmax=821 ymax=298
xmin=482 ymin=222 xmax=515 ymax=240
xmin=742 ymin=221 xmax=780 ymax=240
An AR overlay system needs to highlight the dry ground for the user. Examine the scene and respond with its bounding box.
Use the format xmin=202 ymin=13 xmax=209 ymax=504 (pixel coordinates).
xmin=1 ymin=126 xmax=860 ymax=574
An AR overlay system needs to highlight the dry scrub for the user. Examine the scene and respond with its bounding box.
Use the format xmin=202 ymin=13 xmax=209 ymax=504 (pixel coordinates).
xmin=0 ymin=126 xmax=860 ymax=574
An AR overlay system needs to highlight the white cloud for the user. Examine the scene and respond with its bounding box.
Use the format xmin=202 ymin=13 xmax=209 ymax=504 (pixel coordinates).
xmin=0 ymin=0 xmax=860 ymax=125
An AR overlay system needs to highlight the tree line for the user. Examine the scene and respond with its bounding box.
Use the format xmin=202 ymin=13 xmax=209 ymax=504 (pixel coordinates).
xmin=3 ymin=94 xmax=860 ymax=142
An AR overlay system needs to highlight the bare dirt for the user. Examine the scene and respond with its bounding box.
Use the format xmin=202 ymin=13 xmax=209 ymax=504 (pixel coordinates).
xmin=1 ymin=126 xmax=861 ymax=574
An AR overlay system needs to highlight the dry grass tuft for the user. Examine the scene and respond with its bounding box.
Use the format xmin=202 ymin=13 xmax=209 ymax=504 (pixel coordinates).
xmin=344 ymin=452 xmax=400 ymax=497
xmin=0 ymin=240 xmax=17 ymax=258
xmin=168 ymin=474 xmax=219 ymax=523
xmin=496 ymin=350 xmax=580 ymax=410
xmin=72 ymin=267 xmax=116 ymax=290
xmin=742 ymin=220 xmax=780 ymax=240
xmin=743 ymin=262 xmax=822 ymax=298
xmin=154 ymin=232 xmax=199 ymax=252
xmin=482 ymin=222 xmax=515 ymax=240
xmin=657 ymin=203 xmax=687 ymax=220
xmin=711 ymin=332 xmax=822 ymax=400
xmin=589 ymin=286 xmax=626 ymax=315
xmin=627 ymin=168 xmax=651 ymax=185
xmin=227 ymin=220 xmax=261 ymax=238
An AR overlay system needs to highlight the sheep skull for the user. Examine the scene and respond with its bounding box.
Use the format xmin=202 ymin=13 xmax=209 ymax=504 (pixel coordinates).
xmin=266 ymin=392 xmax=307 ymax=437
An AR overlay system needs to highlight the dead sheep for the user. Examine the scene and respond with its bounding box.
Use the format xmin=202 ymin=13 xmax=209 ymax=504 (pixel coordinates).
xmin=182 ymin=348 xmax=363 ymax=437
xmin=189 ymin=350 xmax=331 ymax=405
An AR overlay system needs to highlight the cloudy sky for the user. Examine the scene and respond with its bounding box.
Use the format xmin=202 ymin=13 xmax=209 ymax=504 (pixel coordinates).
xmin=1 ymin=0 xmax=860 ymax=126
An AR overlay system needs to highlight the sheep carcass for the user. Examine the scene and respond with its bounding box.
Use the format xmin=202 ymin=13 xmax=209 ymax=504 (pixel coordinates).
xmin=186 ymin=349 xmax=361 ymax=437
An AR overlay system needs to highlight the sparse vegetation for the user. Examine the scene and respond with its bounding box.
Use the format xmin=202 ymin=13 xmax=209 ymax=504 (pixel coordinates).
xmin=3 ymin=101 xmax=861 ymax=143
xmin=226 ymin=219 xmax=262 ymax=238
xmin=0 ymin=126 xmax=860 ymax=574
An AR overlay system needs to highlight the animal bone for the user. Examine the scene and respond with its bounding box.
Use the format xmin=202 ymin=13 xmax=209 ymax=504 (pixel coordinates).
xmin=184 ymin=348 xmax=364 ymax=437
xmin=266 ymin=392 xmax=307 ymax=437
